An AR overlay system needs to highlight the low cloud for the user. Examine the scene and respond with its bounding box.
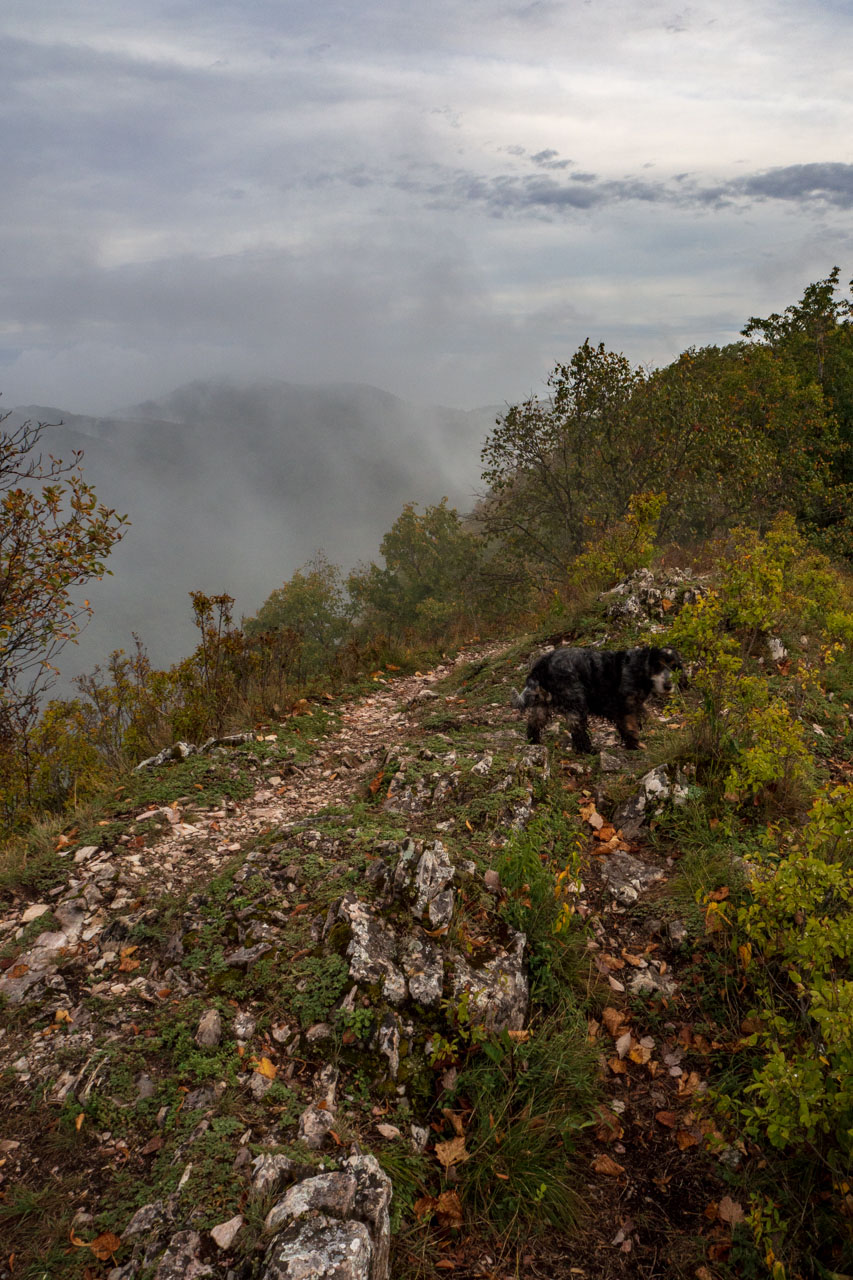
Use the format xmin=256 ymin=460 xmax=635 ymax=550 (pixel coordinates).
xmin=407 ymin=160 xmax=853 ymax=218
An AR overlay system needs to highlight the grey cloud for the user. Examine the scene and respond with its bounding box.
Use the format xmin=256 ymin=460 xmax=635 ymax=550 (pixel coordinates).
xmin=530 ymin=149 xmax=573 ymax=170
xmin=732 ymin=163 xmax=853 ymax=208
xmin=404 ymin=161 xmax=853 ymax=218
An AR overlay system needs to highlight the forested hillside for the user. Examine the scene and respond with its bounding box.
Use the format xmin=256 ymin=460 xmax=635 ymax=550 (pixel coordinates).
xmin=1 ymin=271 xmax=852 ymax=1280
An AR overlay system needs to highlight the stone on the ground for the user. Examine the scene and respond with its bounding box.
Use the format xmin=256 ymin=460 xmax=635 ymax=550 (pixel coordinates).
xmin=0 ymin=929 xmax=75 ymax=1005
xmin=411 ymin=841 xmax=455 ymax=928
xmin=21 ymin=903 xmax=50 ymax=923
xmin=629 ymin=966 xmax=679 ymax=997
xmin=327 ymin=894 xmax=407 ymax=1005
xmin=263 ymin=1217 xmax=372 ymax=1280
xmin=612 ymin=765 xmax=689 ymax=839
xmin=210 ymin=1214 xmax=244 ymax=1249
xmin=298 ymin=1064 xmax=339 ymax=1150
xmin=252 ymin=1154 xmax=305 ymax=1197
xmin=450 ymin=931 xmax=528 ymax=1031
xmin=233 ymin=1009 xmax=257 ymax=1040
xmin=263 ymin=1154 xmax=391 ymax=1280
xmin=152 ymin=1229 xmax=211 ymax=1278
xmin=600 ymin=852 xmax=665 ymax=906
xmin=194 ymin=1008 xmax=222 ymax=1047
xmin=400 ymin=933 xmax=443 ymax=1006
xmin=122 ymin=1200 xmax=170 ymax=1240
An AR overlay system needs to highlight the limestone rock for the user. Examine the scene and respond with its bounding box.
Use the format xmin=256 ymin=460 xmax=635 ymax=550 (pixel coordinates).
xmin=263 ymin=1154 xmax=391 ymax=1280
xmin=21 ymin=903 xmax=50 ymax=923
xmin=327 ymin=894 xmax=405 ymax=1006
xmin=298 ymin=1064 xmax=340 ymax=1151
xmin=263 ymin=1216 xmax=372 ymax=1280
xmin=195 ymin=1008 xmax=222 ymax=1048
xmin=612 ymin=765 xmax=689 ymax=839
xmin=450 ymin=932 xmax=528 ymax=1032
xmin=223 ymin=941 xmax=275 ymax=969
xmin=0 ymin=929 xmax=74 ymax=1005
xmin=252 ymin=1154 xmax=304 ymax=1197
xmin=400 ymin=934 xmax=443 ymax=1007
xmin=411 ymin=841 xmax=455 ymax=928
xmin=122 ymin=1200 xmax=170 ymax=1240
xmin=604 ymin=568 xmax=708 ymax=624
xmin=265 ymin=1172 xmax=359 ymax=1233
xmin=601 ymin=852 xmax=665 ymax=906
xmin=152 ymin=1230 xmax=212 ymax=1279
xmin=210 ymin=1214 xmax=243 ymax=1249
xmin=629 ymin=966 xmax=680 ymax=997
xmin=376 ymin=1012 xmax=401 ymax=1079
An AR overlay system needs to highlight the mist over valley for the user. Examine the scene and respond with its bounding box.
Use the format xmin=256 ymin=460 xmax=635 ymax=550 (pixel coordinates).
xmin=7 ymin=380 xmax=496 ymax=685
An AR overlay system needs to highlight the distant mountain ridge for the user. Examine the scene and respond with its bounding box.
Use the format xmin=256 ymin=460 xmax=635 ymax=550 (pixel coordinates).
xmin=7 ymin=380 xmax=497 ymax=686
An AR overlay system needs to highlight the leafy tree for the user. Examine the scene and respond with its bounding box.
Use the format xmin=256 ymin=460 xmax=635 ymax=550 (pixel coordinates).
xmin=742 ymin=267 xmax=853 ymax=391
xmin=479 ymin=341 xmax=646 ymax=579
xmin=740 ymin=269 xmax=853 ymax=551
xmin=0 ymin=411 xmax=127 ymax=818
xmin=347 ymin=499 xmax=500 ymax=639
xmin=244 ymin=552 xmax=352 ymax=679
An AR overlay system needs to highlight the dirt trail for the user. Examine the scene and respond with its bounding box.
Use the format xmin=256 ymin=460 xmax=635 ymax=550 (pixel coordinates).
xmin=122 ymin=646 xmax=503 ymax=903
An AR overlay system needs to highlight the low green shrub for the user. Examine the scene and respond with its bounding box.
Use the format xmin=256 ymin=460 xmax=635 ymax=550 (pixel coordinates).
xmin=714 ymin=785 xmax=853 ymax=1276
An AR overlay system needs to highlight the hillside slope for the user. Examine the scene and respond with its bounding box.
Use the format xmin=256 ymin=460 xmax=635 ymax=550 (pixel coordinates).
xmin=0 ymin=614 xmax=761 ymax=1280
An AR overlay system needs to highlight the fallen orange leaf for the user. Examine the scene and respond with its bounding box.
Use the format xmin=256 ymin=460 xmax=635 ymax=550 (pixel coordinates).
xmin=434 ymin=1135 xmax=469 ymax=1170
xmin=89 ymin=1232 xmax=122 ymax=1262
xmin=436 ymin=1190 xmax=464 ymax=1229
xmin=602 ymin=1007 xmax=628 ymax=1036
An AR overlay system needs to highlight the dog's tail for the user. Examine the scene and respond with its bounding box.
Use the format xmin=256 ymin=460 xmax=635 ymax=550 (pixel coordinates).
xmin=511 ymin=680 xmax=540 ymax=710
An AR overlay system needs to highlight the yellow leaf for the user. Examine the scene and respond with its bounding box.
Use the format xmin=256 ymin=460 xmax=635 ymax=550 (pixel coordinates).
xmin=254 ymin=1056 xmax=278 ymax=1080
xmin=434 ymin=1135 xmax=469 ymax=1170
xmin=75 ymin=1113 xmax=85 ymax=1131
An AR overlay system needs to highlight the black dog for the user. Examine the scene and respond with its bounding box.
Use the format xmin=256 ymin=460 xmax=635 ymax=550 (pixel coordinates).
xmin=512 ymin=645 xmax=682 ymax=750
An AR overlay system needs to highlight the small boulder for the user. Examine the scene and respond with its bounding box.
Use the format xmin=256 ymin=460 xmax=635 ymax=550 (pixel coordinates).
xmin=195 ymin=1008 xmax=222 ymax=1048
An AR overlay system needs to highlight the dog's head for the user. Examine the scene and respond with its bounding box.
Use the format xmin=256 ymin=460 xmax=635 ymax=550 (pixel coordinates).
xmin=646 ymin=646 xmax=684 ymax=695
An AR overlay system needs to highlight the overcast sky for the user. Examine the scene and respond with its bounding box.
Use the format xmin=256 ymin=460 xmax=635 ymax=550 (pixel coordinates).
xmin=3 ymin=0 xmax=852 ymax=415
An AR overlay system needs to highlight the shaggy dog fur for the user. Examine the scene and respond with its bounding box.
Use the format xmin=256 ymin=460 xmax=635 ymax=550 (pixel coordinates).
xmin=512 ymin=645 xmax=682 ymax=750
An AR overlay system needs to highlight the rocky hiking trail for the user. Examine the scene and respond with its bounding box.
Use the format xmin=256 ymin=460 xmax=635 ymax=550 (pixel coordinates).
xmin=0 ymin=636 xmax=738 ymax=1280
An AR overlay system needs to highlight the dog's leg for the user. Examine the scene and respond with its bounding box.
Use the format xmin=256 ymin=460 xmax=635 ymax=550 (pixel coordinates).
xmin=526 ymin=704 xmax=549 ymax=743
xmin=616 ymin=712 xmax=641 ymax=750
xmin=567 ymin=714 xmax=594 ymax=754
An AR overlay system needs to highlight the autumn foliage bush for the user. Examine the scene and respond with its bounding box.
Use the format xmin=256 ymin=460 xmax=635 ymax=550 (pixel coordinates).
xmin=663 ymin=515 xmax=853 ymax=820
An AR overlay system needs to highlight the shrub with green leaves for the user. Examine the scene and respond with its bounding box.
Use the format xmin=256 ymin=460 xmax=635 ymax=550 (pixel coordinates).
xmin=567 ymin=490 xmax=666 ymax=593
xmin=663 ymin=516 xmax=842 ymax=816
xmin=716 ymin=785 xmax=853 ymax=1273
